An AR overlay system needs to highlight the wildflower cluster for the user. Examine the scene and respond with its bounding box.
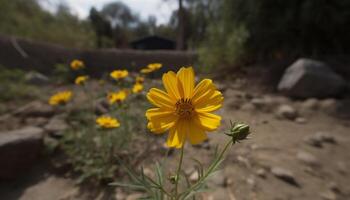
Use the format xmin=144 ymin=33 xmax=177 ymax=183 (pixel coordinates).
xmin=47 ymin=60 xmax=251 ymax=197
xmin=48 ymin=60 xmax=164 ymax=182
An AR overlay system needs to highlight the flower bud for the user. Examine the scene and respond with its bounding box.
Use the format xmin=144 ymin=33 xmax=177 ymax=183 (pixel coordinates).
xmin=227 ymin=122 xmax=250 ymax=143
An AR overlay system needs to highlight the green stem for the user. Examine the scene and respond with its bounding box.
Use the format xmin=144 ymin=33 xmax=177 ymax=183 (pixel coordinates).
xmin=180 ymin=140 xmax=233 ymax=199
xmin=174 ymin=145 xmax=185 ymax=199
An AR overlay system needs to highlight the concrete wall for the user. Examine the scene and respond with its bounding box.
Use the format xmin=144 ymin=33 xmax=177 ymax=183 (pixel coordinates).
xmin=0 ymin=35 xmax=197 ymax=76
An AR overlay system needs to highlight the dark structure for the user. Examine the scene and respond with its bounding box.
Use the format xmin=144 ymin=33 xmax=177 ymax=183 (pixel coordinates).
xmin=130 ymin=35 xmax=176 ymax=50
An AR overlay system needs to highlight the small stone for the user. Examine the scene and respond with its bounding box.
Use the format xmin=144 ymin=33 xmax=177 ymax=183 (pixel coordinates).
xmin=44 ymin=117 xmax=68 ymax=138
xmin=25 ymin=71 xmax=50 ymax=85
xmin=271 ymin=167 xmax=298 ymax=186
xmin=295 ymin=117 xmax=307 ymax=124
xmin=115 ymin=189 xmax=127 ymax=200
xmin=296 ymin=151 xmax=320 ymax=167
xmin=256 ymin=168 xmax=267 ymax=178
xmin=328 ymin=182 xmax=341 ymax=193
xmin=276 ymin=105 xmax=298 ymax=120
xmin=241 ymin=103 xmax=255 ymax=112
xmin=208 ymin=171 xmax=226 ymax=187
xmin=246 ymin=176 xmax=256 ymax=186
xmin=13 ymin=101 xmax=55 ymax=118
xmin=189 ymin=170 xmax=199 ymax=182
xmin=300 ymin=98 xmax=319 ymax=111
xmin=320 ymin=191 xmax=337 ymax=200
xmin=126 ymin=193 xmax=144 ymax=200
xmin=25 ymin=117 xmax=49 ymax=127
xmin=320 ymin=99 xmax=338 ymax=114
xmin=304 ymin=132 xmax=337 ymax=148
xmin=336 ymin=161 xmax=347 ymax=174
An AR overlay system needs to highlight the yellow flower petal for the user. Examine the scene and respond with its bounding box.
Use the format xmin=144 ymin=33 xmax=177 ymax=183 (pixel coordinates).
xmin=146 ymin=108 xmax=177 ymax=133
xmin=194 ymin=112 xmax=221 ymax=131
xmin=147 ymin=88 xmax=175 ymax=109
xmin=192 ymin=79 xmax=216 ymax=103
xmin=166 ymin=120 xmax=186 ymax=148
xmin=176 ymin=67 xmax=195 ymax=99
xmin=195 ymin=91 xmax=223 ymax=112
xmin=162 ymin=71 xmax=181 ymax=100
xmin=186 ymin=119 xmax=208 ymax=145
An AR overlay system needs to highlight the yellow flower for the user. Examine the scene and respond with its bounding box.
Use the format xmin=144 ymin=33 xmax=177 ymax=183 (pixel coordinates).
xmin=75 ymin=75 xmax=89 ymax=85
xmin=70 ymin=59 xmax=85 ymax=70
xmin=146 ymin=67 xmax=223 ymax=148
xmin=141 ymin=63 xmax=162 ymax=74
xmin=107 ymin=90 xmax=128 ymax=104
xmin=135 ymin=76 xmax=145 ymax=84
xmin=110 ymin=70 xmax=129 ymax=80
xmin=132 ymin=83 xmax=144 ymax=93
xmin=96 ymin=116 xmax=120 ymax=129
xmin=49 ymin=91 xmax=73 ymax=106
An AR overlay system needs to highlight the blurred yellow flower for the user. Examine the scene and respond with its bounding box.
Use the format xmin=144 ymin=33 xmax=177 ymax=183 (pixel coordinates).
xmin=146 ymin=67 xmax=223 ymax=148
xmin=132 ymin=83 xmax=143 ymax=93
xmin=110 ymin=70 xmax=129 ymax=80
xmin=141 ymin=63 xmax=162 ymax=74
xmin=49 ymin=90 xmax=72 ymax=106
xmin=75 ymin=75 xmax=89 ymax=85
xmin=107 ymin=90 xmax=128 ymax=104
xmin=70 ymin=59 xmax=85 ymax=70
xmin=96 ymin=116 xmax=120 ymax=129
xmin=135 ymin=76 xmax=145 ymax=84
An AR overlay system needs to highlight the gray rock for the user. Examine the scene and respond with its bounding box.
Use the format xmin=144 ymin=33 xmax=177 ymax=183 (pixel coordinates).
xmin=25 ymin=71 xmax=50 ymax=85
xmin=189 ymin=170 xmax=199 ymax=182
xmin=126 ymin=193 xmax=145 ymax=200
xmin=44 ymin=117 xmax=68 ymax=138
xmin=278 ymin=58 xmax=346 ymax=98
xmin=0 ymin=126 xmax=44 ymax=179
xmin=319 ymin=99 xmax=338 ymax=114
xmin=276 ymin=104 xmax=298 ymax=120
xmin=13 ymin=101 xmax=55 ymax=118
xmin=241 ymin=103 xmax=255 ymax=112
xmin=304 ymin=132 xmax=337 ymax=148
xmin=301 ymin=98 xmax=319 ymax=110
xmin=24 ymin=117 xmax=49 ymax=127
xmin=320 ymin=191 xmax=337 ymax=200
xmin=271 ymin=167 xmax=299 ymax=186
xmin=208 ymin=171 xmax=226 ymax=187
xmin=296 ymin=151 xmax=320 ymax=167
xmin=256 ymin=168 xmax=267 ymax=178
xmin=295 ymin=117 xmax=307 ymax=124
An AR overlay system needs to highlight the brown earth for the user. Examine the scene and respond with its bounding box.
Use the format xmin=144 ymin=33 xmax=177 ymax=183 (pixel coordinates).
xmin=0 ymin=78 xmax=350 ymax=200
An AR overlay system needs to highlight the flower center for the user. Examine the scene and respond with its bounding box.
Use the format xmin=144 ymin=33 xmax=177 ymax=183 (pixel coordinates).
xmin=175 ymin=98 xmax=194 ymax=118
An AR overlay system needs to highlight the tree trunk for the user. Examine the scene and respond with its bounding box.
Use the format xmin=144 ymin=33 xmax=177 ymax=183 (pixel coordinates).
xmin=177 ymin=0 xmax=185 ymax=50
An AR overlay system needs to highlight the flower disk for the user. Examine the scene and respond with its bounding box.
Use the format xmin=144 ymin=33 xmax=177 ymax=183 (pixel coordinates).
xmin=96 ymin=116 xmax=120 ymax=129
xmin=146 ymin=67 xmax=223 ymax=148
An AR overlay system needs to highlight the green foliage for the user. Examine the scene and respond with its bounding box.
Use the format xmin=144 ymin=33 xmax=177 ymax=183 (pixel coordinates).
xmin=0 ymin=0 xmax=95 ymax=48
xmin=0 ymin=65 xmax=39 ymax=102
xmin=52 ymin=63 xmax=72 ymax=84
xmin=59 ymin=86 xmax=145 ymax=183
xmin=199 ymin=0 xmax=350 ymax=70
xmin=198 ymin=25 xmax=249 ymax=72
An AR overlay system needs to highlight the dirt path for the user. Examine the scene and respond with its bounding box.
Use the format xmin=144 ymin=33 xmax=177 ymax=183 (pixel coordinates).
xmin=1 ymin=85 xmax=350 ymax=200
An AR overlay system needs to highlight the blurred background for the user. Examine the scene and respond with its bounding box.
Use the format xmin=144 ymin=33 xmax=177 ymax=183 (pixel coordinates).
xmin=0 ymin=0 xmax=350 ymax=200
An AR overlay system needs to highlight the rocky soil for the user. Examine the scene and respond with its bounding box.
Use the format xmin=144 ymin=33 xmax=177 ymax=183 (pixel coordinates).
xmin=1 ymin=79 xmax=350 ymax=200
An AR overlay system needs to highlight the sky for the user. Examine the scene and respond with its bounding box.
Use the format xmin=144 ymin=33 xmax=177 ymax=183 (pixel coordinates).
xmin=39 ymin=0 xmax=178 ymax=25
